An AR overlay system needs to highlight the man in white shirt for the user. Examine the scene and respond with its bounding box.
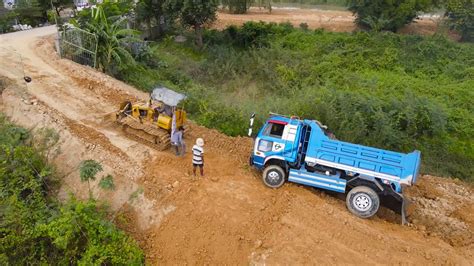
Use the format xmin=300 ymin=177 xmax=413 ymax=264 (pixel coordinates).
xmin=192 ymin=138 xmax=205 ymax=176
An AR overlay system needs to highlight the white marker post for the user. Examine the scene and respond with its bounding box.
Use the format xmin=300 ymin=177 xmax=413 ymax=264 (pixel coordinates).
xmin=248 ymin=113 xmax=256 ymax=137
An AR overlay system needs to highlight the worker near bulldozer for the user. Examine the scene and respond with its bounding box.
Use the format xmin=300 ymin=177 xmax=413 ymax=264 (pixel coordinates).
xmin=192 ymin=138 xmax=205 ymax=176
xmin=171 ymin=126 xmax=185 ymax=156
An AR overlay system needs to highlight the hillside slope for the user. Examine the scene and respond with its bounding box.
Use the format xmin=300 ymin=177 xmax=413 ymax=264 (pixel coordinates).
xmin=0 ymin=27 xmax=472 ymax=264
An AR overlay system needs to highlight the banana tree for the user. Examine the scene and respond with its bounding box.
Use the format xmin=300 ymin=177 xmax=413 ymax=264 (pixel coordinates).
xmin=85 ymin=6 xmax=139 ymax=73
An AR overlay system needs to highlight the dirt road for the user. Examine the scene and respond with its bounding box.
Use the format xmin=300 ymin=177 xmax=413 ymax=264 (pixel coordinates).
xmin=1 ymin=27 xmax=473 ymax=264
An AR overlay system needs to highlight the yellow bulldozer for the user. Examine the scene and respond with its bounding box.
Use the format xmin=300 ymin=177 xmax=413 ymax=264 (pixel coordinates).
xmin=116 ymin=87 xmax=187 ymax=150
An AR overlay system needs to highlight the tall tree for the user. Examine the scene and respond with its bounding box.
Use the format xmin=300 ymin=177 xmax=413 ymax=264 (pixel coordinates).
xmin=348 ymin=0 xmax=439 ymax=32
xmin=166 ymin=0 xmax=219 ymax=48
xmin=136 ymin=0 xmax=173 ymax=39
xmin=444 ymin=0 xmax=474 ymax=42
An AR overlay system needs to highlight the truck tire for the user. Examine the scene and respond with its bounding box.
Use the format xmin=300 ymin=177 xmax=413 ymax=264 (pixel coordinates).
xmin=346 ymin=186 xmax=380 ymax=219
xmin=262 ymin=165 xmax=286 ymax=189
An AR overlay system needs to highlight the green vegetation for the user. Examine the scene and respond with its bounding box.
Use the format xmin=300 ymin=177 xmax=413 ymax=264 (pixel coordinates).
xmin=79 ymin=159 xmax=103 ymax=197
xmin=0 ymin=115 xmax=143 ymax=264
xmin=222 ymin=0 xmax=253 ymax=14
xmin=99 ymin=174 xmax=116 ymax=190
xmin=136 ymin=0 xmax=170 ymax=39
xmin=116 ymin=22 xmax=474 ymax=181
xmin=348 ymin=0 xmax=439 ymax=31
xmin=51 ymin=0 xmax=74 ymax=17
xmin=0 ymin=7 xmax=18 ymax=33
xmin=0 ymin=0 xmax=73 ymax=31
xmin=73 ymin=5 xmax=138 ymax=73
xmin=15 ymin=0 xmax=45 ymax=27
xmin=129 ymin=187 xmax=144 ymax=203
xmin=445 ymin=0 xmax=474 ymax=42
xmin=166 ymin=0 xmax=219 ymax=47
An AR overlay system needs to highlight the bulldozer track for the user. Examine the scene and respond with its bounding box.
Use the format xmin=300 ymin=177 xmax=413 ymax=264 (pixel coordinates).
xmin=118 ymin=117 xmax=170 ymax=151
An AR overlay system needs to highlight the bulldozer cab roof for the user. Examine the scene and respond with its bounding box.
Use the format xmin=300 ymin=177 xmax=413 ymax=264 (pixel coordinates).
xmin=150 ymin=87 xmax=186 ymax=107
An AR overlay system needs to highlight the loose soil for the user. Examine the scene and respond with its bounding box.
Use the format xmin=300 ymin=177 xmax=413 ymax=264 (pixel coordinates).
xmin=1 ymin=27 xmax=472 ymax=264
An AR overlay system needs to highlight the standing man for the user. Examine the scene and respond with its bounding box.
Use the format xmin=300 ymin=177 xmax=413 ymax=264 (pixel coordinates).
xmin=192 ymin=138 xmax=205 ymax=176
xmin=171 ymin=126 xmax=185 ymax=156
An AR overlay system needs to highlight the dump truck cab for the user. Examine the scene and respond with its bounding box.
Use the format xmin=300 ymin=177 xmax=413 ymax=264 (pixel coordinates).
xmin=251 ymin=116 xmax=302 ymax=169
xmin=250 ymin=114 xmax=421 ymax=223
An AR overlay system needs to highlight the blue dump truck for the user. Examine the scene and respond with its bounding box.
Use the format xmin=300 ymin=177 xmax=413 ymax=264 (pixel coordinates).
xmin=249 ymin=114 xmax=421 ymax=223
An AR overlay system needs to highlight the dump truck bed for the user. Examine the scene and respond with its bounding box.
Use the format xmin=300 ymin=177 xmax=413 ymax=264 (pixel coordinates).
xmin=304 ymin=120 xmax=421 ymax=186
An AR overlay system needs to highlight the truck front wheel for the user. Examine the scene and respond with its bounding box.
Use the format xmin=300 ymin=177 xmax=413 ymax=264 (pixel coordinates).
xmin=262 ymin=165 xmax=286 ymax=188
xmin=346 ymin=186 xmax=380 ymax=219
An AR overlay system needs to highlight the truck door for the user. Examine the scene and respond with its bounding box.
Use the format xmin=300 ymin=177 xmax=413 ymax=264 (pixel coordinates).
xmin=260 ymin=120 xmax=298 ymax=161
xmin=261 ymin=121 xmax=286 ymax=153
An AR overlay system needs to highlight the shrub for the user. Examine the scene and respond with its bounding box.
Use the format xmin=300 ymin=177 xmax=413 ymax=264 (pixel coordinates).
xmin=0 ymin=114 xmax=144 ymax=264
xmin=99 ymin=174 xmax=115 ymax=190
xmin=348 ymin=0 xmax=438 ymax=31
xmin=299 ymin=22 xmax=309 ymax=31
xmin=222 ymin=21 xmax=295 ymax=48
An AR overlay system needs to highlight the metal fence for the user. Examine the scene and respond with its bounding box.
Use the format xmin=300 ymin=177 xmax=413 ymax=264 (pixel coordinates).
xmin=59 ymin=25 xmax=98 ymax=68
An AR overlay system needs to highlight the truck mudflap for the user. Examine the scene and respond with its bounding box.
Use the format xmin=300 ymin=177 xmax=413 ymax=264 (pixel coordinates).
xmin=380 ymin=186 xmax=409 ymax=225
xmin=401 ymin=197 xmax=408 ymax=225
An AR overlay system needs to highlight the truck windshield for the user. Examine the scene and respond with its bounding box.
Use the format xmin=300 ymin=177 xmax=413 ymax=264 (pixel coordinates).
xmin=263 ymin=122 xmax=285 ymax=139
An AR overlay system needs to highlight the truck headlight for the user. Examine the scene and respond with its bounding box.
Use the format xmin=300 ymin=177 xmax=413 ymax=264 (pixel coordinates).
xmin=258 ymin=140 xmax=273 ymax=152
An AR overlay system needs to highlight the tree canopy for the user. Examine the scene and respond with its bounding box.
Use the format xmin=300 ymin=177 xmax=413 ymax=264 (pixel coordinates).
xmin=166 ymin=0 xmax=219 ymax=47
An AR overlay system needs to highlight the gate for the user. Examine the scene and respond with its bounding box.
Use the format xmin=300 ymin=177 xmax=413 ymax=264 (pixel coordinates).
xmin=59 ymin=25 xmax=98 ymax=68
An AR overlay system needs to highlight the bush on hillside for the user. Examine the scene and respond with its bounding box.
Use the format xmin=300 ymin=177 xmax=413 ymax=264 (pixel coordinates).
xmin=0 ymin=115 xmax=144 ymax=264
xmin=347 ymin=0 xmax=439 ymax=32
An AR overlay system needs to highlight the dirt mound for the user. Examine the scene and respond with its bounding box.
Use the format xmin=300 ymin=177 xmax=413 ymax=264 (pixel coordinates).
xmin=406 ymin=175 xmax=474 ymax=247
xmin=1 ymin=27 xmax=473 ymax=264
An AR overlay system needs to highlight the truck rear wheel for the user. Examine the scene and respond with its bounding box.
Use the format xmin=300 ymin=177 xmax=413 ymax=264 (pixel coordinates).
xmin=262 ymin=165 xmax=286 ymax=189
xmin=346 ymin=186 xmax=380 ymax=219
